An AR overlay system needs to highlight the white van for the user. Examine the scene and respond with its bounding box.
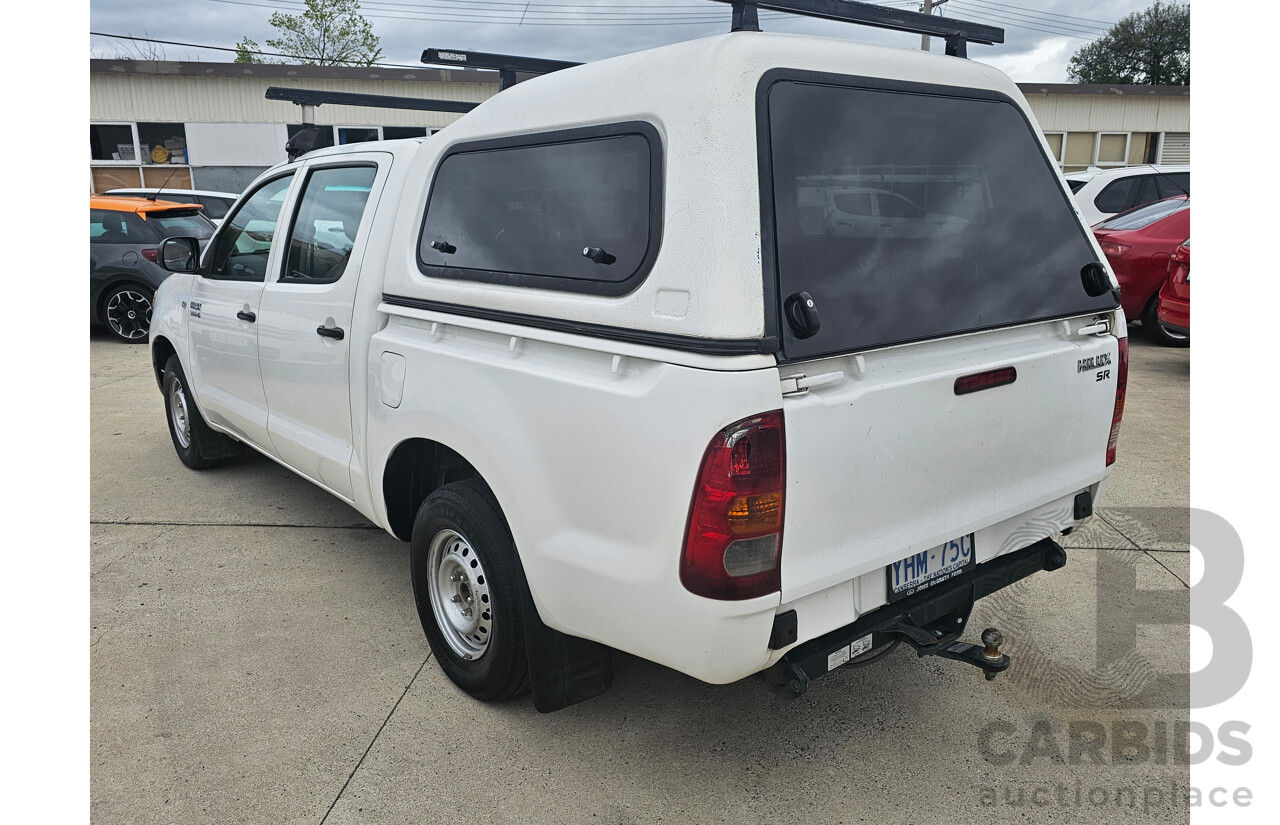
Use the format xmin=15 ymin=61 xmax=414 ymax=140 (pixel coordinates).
xmin=147 ymin=12 xmax=1126 ymax=712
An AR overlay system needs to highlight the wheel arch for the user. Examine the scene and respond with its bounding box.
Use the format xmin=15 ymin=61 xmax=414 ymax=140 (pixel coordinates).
xmin=382 ymin=437 xmax=486 ymax=541
xmin=151 ymin=335 xmax=177 ymax=391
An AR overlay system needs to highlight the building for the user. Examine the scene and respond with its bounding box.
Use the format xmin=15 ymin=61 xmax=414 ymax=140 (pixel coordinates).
xmin=89 ymin=59 xmax=498 ymax=194
xmin=1019 ymin=83 xmax=1190 ymax=173
xmin=89 ymin=59 xmax=1189 ymax=194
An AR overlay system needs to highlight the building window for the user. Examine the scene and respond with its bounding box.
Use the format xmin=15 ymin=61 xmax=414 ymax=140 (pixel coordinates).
xmin=1094 ymin=132 xmax=1130 ymax=167
xmin=383 ymin=126 xmax=428 ymax=140
xmin=90 ymin=123 xmax=139 ymax=163
xmin=288 ymin=124 xmax=336 ymax=150
xmin=137 ymin=123 xmax=188 ymax=164
xmin=338 ymin=127 xmax=380 ymax=145
xmin=1042 ymin=132 xmax=1066 ymax=165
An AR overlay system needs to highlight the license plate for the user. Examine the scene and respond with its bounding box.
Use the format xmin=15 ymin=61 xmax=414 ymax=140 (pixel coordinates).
xmin=886 ymin=534 xmax=975 ymax=602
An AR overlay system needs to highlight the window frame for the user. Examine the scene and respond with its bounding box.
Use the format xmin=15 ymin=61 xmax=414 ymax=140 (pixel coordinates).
xmin=90 ymin=122 xmax=141 ymax=165
xmin=415 ymin=121 xmax=665 ymax=297
xmin=200 ymin=171 xmax=297 ymax=281
xmin=278 ymin=161 xmax=379 ymax=285
xmin=754 ymin=68 xmax=1113 ymax=362
xmin=1042 ymin=131 xmax=1067 ymax=166
xmin=1093 ymin=131 xmax=1132 ymax=168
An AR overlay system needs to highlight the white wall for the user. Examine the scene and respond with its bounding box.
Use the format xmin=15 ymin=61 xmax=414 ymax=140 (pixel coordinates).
xmin=186 ymin=122 xmax=288 ymax=167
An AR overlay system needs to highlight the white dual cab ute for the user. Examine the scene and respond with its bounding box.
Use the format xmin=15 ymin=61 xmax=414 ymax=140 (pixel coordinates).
xmin=148 ymin=2 xmax=1127 ymax=712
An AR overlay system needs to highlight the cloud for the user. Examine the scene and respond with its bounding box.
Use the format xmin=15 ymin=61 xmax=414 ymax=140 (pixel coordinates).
xmin=90 ymin=0 xmax=1157 ymax=81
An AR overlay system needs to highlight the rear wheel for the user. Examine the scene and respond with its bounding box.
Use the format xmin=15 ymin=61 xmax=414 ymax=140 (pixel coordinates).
xmin=162 ymin=355 xmax=239 ymax=469
xmin=410 ymin=479 xmax=530 ymax=701
xmin=1142 ymin=296 xmax=1189 ymax=347
xmin=103 ymin=284 xmax=153 ymax=343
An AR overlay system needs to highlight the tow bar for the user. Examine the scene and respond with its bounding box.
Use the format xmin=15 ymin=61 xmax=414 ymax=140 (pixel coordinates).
xmin=775 ymin=537 xmax=1065 ymax=697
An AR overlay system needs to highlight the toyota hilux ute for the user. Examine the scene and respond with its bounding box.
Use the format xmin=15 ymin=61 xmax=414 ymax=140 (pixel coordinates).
xmin=147 ymin=6 xmax=1126 ymax=713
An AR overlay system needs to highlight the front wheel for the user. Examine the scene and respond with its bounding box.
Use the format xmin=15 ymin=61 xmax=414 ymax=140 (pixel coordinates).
xmin=103 ymin=284 xmax=153 ymax=343
xmin=410 ymin=480 xmax=530 ymax=701
xmin=162 ymin=355 xmax=239 ymax=469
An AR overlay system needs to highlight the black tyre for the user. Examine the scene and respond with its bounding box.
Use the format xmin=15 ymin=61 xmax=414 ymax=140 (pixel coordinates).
xmin=162 ymin=355 xmax=239 ymax=469
xmin=103 ymin=283 xmax=153 ymax=344
xmin=1142 ymin=296 xmax=1189 ymax=348
xmin=410 ymin=479 xmax=531 ymax=701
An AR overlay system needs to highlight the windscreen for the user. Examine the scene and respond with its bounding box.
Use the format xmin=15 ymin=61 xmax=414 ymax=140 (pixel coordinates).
xmin=768 ymin=81 xmax=1117 ymax=359
xmin=150 ymin=211 xmax=215 ymax=240
xmin=1096 ymin=197 xmax=1189 ymax=232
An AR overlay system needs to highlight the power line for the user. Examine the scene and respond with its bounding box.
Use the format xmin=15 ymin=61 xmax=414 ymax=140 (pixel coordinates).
xmin=89 ymin=32 xmax=428 ymax=68
xmin=962 ymin=0 xmax=1115 ymax=27
xmin=958 ymin=0 xmax=1109 ymax=34
xmin=946 ymin=2 xmax=1100 ymax=39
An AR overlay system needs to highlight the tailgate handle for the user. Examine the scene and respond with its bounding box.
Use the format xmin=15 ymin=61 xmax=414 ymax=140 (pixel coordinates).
xmin=954 ymin=367 xmax=1017 ymax=395
xmin=1076 ymin=321 xmax=1109 ymax=336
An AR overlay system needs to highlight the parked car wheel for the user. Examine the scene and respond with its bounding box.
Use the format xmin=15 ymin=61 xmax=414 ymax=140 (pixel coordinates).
xmin=1142 ymin=296 xmax=1189 ymax=347
xmin=103 ymin=283 xmax=153 ymax=343
xmin=411 ymin=479 xmax=531 ymax=701
xmin=162 ymin=355 xmax=238 ymax=469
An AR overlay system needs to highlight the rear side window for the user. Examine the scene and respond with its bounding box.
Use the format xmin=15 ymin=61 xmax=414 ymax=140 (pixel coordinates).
xmin=419 ymin=124 xmax=661 ymax=295
xmin=1156 ymin=172 xmax=1190 ymax=199
xmin=200 ymin=197 xmax=234 ymax=220
xmin=91 ymin=209 xmax=151 ymax=244
xmin=283 ymin=165 xmax=377 ymax=284
xmin=1066 ymin=179 xmax=1088 ymax=193
xmin=1094 ymin=176 xmax=1142 ymax=215
xmin=765 ymin=79 xmax=1116 ymax=360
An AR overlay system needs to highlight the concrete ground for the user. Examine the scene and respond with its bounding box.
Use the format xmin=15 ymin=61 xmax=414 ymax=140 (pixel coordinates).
xmin=91 ymin=327 xmax=1190 ymax=824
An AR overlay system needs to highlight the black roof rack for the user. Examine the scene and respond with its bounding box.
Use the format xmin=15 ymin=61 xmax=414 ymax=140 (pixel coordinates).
xmin=265 ymin=87 xmax=478 ymax=114
xmin=422 ymin=49 xmax=582 ymax=90
xmin=265 ymin=87 xmax=480 ymax=160
xmin=709 ymin=0 xmax=1004 ymax=58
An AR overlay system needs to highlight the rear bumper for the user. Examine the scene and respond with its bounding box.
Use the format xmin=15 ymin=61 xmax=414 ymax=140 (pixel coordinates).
xmin=779 ymin=537 xmax=1066 ymax=688
xmin=1157 ymin=294 xmax=1189 ymax=335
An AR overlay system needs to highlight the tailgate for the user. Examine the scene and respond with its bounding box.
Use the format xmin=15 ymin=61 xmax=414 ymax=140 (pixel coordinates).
xmin=779 ymin=318 xmax=1119 ymax=602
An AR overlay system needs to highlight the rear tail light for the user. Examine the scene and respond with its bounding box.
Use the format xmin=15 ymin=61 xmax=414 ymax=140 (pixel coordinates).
xmin=141 ymin=248 xmax=158 ymax=262
xmin=682 ymin=411 xmax=785 ymax=600
xmin=1098 ymin=241 xmax=1130 ymax=258
xmin=1106 ymin=337 xmax=1129 ymax=466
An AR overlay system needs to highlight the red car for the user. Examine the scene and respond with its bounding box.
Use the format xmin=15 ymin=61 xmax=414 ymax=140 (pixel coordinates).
xmin=1092 ymin=196 xmax=1191 ymax=346
xmin=1157 ymin=239 xmax=1190 ymax=338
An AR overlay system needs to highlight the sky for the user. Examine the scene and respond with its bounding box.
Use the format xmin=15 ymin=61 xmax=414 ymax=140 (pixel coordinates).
xmin=88 ymin=0 xmax=1166 ymax=83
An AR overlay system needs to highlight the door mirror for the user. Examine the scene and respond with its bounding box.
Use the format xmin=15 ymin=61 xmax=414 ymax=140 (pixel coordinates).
xmin=159 ymin=237 xmax=199 ymax=273
xmin=1080 ymin=262 xmax=1113 ymax=298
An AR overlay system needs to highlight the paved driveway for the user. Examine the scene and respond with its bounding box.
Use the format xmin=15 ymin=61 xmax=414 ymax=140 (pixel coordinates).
xmin=91 ymin=329 xmax=1190 ymax=824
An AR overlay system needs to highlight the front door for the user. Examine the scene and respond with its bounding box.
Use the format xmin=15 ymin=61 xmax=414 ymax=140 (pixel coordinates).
xmin=257 ymin=159 xmax=385 ymax=499
xmin=187 ymin=173 xmax=296 ymax=449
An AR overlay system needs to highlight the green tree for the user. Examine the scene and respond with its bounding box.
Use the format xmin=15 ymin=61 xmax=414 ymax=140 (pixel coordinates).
xmin=1068 ymin=2 xmax=1189 ymax=85
xmin=235 ymin=0 xmax=382 ymax=67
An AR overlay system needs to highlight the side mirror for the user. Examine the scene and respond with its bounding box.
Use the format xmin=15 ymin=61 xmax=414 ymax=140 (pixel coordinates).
xmin=159 ymin=237 xmax=200 ymax=273
xmin=1080 ymin=262 xmax=1113 ymax=298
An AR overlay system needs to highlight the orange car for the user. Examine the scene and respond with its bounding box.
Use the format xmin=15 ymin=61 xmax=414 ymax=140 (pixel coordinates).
xmin=90 ymin=196 xmax=215 ymax=342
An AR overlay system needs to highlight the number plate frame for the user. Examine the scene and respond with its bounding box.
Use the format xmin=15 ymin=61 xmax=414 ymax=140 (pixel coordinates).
xmin=886 ymin=534 xmax=976 ymax=603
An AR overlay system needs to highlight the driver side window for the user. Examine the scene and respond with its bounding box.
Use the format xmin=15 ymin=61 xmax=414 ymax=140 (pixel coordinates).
xmin=207 ymin=174 xmax=294 ymax=280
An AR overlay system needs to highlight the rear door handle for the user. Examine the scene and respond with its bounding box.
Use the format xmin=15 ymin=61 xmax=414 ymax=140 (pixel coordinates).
xmin=237 ymin=310 xmax=256 ymax=323
xmin=316 ymin=325 xmax=345 ymax=340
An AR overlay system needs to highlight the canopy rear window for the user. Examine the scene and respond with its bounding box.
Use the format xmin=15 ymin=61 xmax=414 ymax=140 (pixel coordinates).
xmin=765 ymin=78 xmax=1117 ymax=359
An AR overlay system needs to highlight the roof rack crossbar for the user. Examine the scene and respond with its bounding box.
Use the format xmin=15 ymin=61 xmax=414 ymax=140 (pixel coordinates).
xmin=265 ymin=86 xmax=478 ymax=114
xmin=712 ymin=0 xmax=1003 ymax=50
xmin=422 ymin=49 xmax=582 ymax=90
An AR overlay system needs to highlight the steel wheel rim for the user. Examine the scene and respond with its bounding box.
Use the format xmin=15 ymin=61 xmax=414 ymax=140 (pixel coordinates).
xmin=106 ymin=290 xmax=152 ymax=340
xmin=426 ymin=529 xmax=494 ymax=660
xmin=168 ymin=378 xmax=192 ymax=449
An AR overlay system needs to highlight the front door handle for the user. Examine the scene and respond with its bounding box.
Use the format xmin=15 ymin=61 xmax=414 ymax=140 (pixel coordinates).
xmin=316 ymin=325 xmax=345 ymax=341
xmin=237 ymin=309 xmax=256 ymax=323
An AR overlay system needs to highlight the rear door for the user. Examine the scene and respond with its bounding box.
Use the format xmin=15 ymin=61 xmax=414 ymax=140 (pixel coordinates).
xmin=256 ymin=157 xmax=386 ymax=498
xmin=761 ymin=76 xmax=1122 ymax=602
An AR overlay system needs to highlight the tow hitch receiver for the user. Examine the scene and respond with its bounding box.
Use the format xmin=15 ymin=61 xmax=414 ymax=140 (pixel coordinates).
xmin=776 ymin=537 xmax=1065 ymax=697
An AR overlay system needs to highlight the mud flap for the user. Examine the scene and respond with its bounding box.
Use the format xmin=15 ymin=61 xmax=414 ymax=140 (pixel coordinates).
xmin=518 ymin=577 xmax=614 ymax=713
